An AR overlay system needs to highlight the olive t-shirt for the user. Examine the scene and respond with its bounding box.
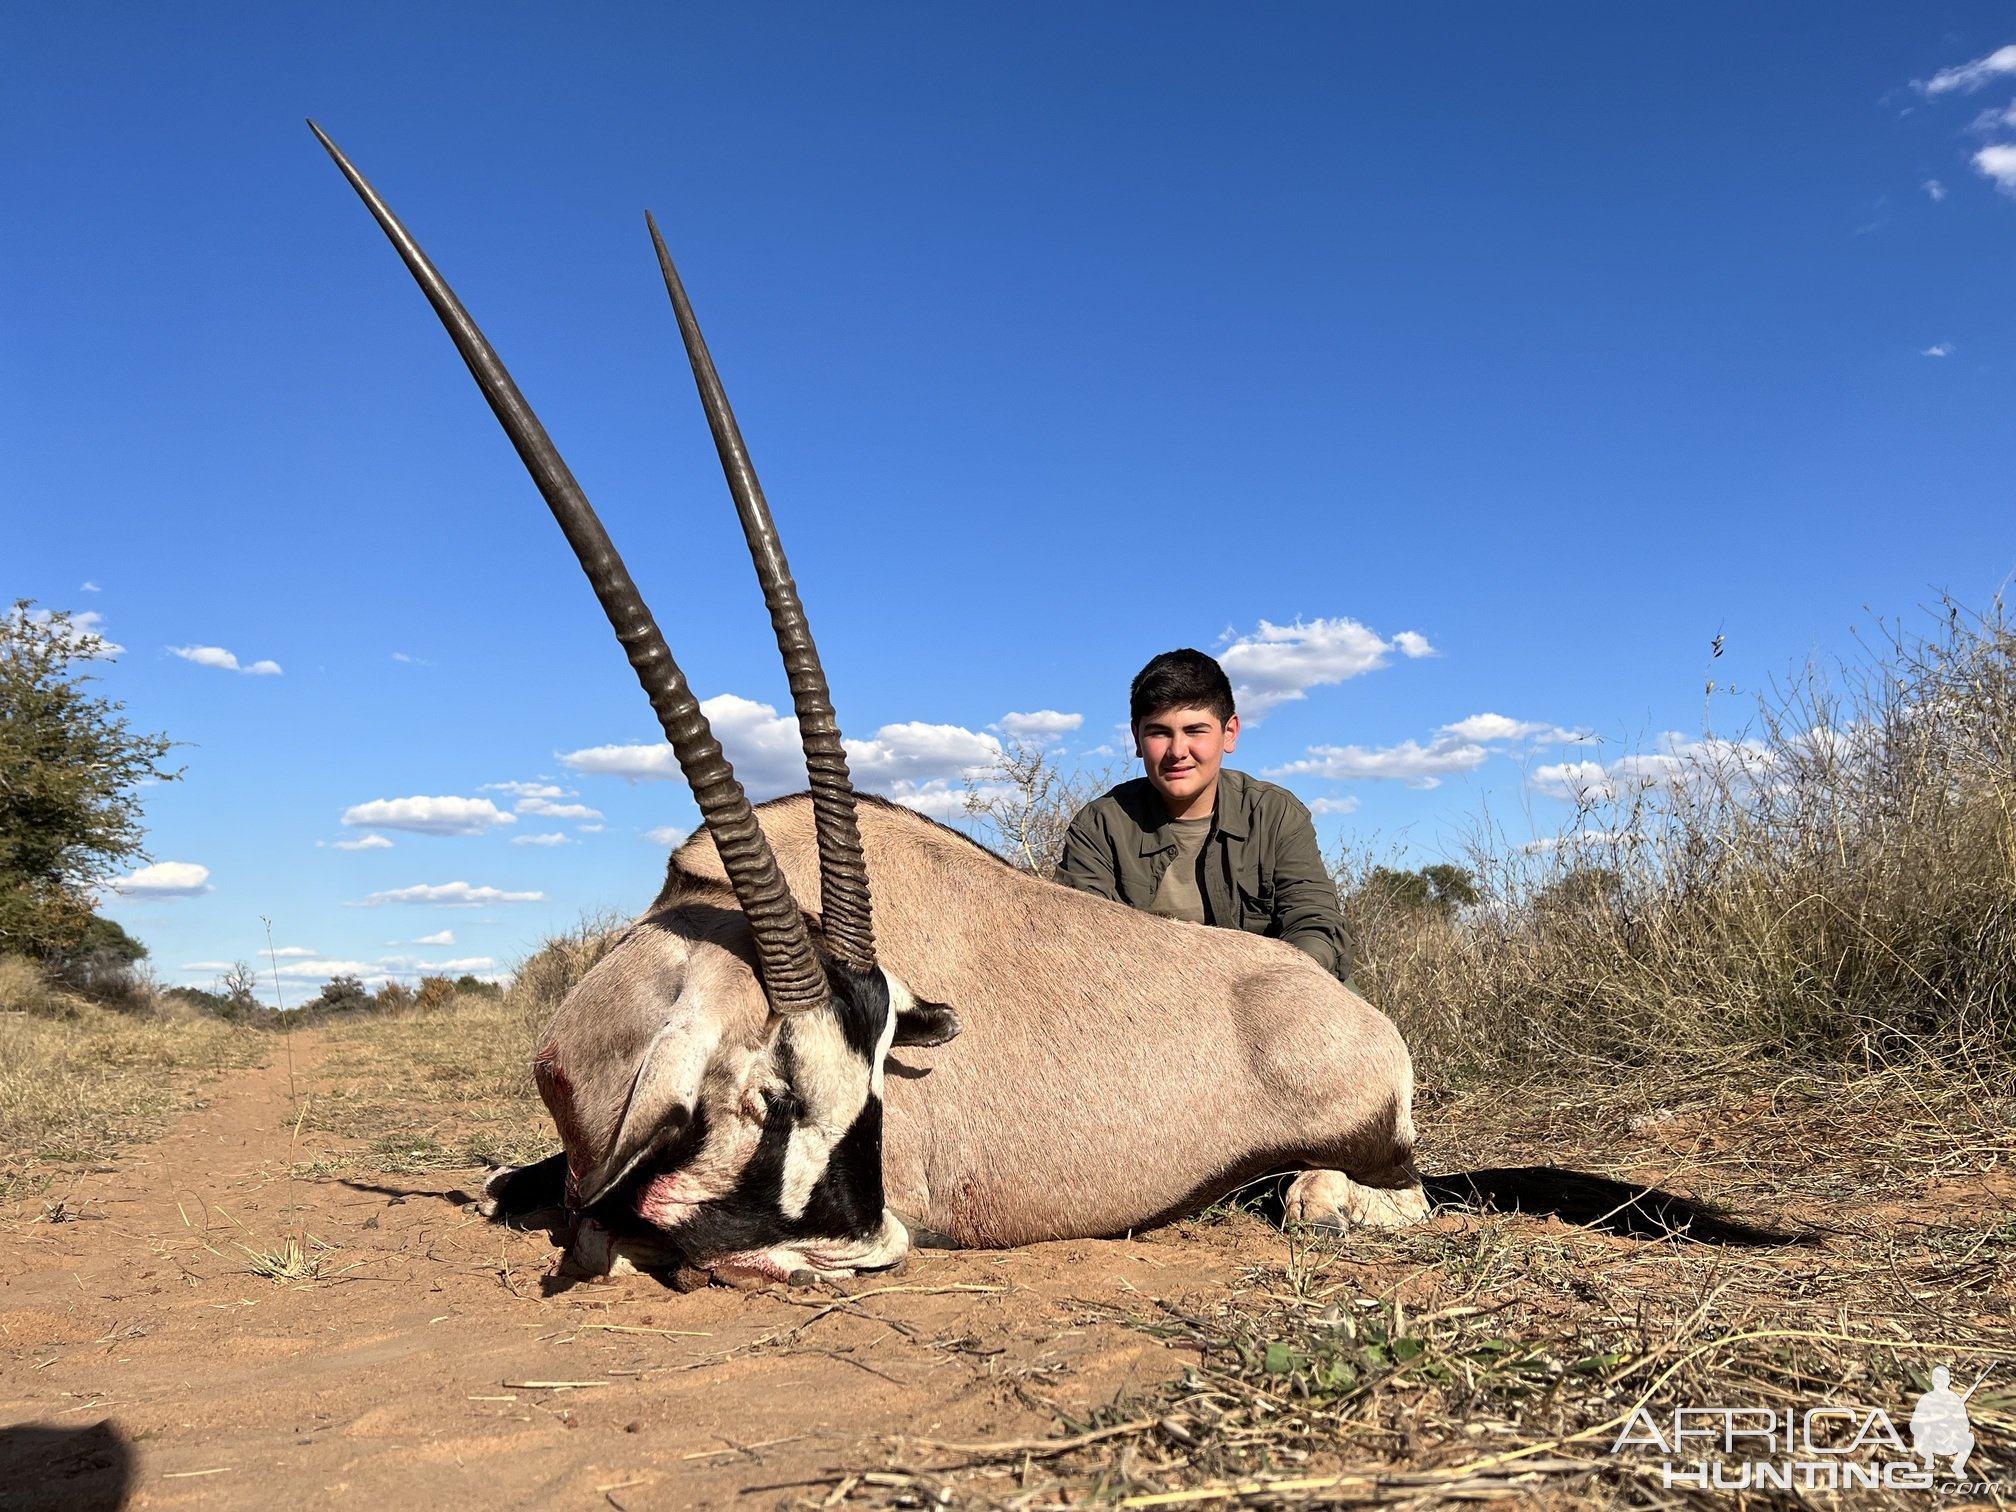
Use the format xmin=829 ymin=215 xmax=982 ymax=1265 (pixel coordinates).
xmin=1146 ymin=817 xmax=1213 ymax=924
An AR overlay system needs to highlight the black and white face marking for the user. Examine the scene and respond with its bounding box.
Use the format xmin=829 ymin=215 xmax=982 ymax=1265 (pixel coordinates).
xmin=621 ymin=965 xmax=959 ymax=1278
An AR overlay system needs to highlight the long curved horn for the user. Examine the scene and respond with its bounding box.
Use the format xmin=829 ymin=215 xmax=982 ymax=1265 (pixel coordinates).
xmin=308 ymin=122 xmax=829 ymax=1015
xmin=645 ymin=214 xmax=877 ymax=974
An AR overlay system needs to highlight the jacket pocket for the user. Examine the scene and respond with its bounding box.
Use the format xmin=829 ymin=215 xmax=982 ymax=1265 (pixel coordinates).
xmin=1233 ymin=865 xmax=1274 ymax=932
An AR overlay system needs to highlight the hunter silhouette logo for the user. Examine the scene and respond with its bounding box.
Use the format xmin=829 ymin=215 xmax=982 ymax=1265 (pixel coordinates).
xmin=1909 ymin=1366 xmax=1981 ymax=1478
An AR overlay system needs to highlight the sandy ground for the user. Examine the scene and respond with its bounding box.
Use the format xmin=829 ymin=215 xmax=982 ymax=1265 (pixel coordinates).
xmin=0 ymin=1032 xmax=1306 ymax=1510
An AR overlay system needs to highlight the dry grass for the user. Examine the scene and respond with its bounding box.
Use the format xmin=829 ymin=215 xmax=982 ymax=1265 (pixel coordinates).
xmin=0 ymin=953 xmax=56 ymax=1015
xmin=299 ymin=986 xmax=552 ymax=1175
xmin=1345 ymin=601 xmax=2016 ymax=1093
xmin=0 ymin=991 xmax=266 ymax=1185
xmin=823 ymin=1065 xmax=2014 ymax=1509
xmin=504 ymin=908 xmax=626 ymax=1045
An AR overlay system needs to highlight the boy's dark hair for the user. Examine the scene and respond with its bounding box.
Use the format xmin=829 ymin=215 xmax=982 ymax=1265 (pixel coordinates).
xmin=1130 ymin=649 xmax=1236 ymax=727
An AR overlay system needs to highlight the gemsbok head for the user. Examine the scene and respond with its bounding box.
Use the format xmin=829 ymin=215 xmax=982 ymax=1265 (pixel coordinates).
xmin=313 ymin=123 xmax=960 ymax=1283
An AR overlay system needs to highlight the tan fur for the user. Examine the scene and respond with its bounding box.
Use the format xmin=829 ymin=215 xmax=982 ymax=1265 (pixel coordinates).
xmin=658 ymin=795 xmax=1423 ymax=1248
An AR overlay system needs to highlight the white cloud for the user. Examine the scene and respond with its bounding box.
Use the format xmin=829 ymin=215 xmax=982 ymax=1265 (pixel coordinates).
xmin=340 ymin=795 xmax=515 ymax=836
xmin=511 ymin=832 xmax=570 ymax=847
xmin=882 ymin=778 xmax=974 ymax=820
xmin=1307 ymin=796 xmax=1361 ymax=816
xmin=516 ymin=796 xmax=603 ymax=821
xmin=1269 ymin=710 xmax=1579 ymax=794
xmin=481 ymin=780 xmax=568 ymax=799
xmin=1269 ymin=736 xmax=1490 ymax=790
xmin=391 ymin=651 xmax=433 ymax=666
xmin=411 ymin=930 xmax=456 ymax=946
xmin=106 ymin=861 xmax=212 ymax=898
xmin=1920 ymin=45 xmax=2016 ymax=96
xmin=564 ymin=695 xmax=1002 ymax=803
xmin=561 ymin=742 xmax=677 ymax=782
xmin=1968 ymin=101 xmax=2016 ymax=133
xmin=1922 ymin=178 xmax=1948 ymax=202
xmin=267 ymin=957 xmax=377 ymax=981
xmin=1531 ymin=735 xmax=1775 ymax=804
xmin=1521 ymin=830 xmax=1640 ymax=853
xmin=80 ymin=581 xmax=101 ymax=593
xmin=331 ymin=833 xmax=395 ymax=851
xmin=15 ymin=606 xmax=123 ymax=658
xmin=376 ymin=953 xmax=498 ymax=974
xmin=576 ymin=822 xmax=605 ymax=834
xmin=355 ymin=880 xmax=546 ymax=907
xmin=714 ymin=693 xmax=821 ymax=796
xmin=645 ymin=825 xmax=690 ymax=848
xmin=1216 ymin=618 xmax=1435 ymax=718
xmin=849 ymin=722 xmax=1001 ymax=785
xmin=562 ymin=692 xmax=816 ymax=795
xmin=1437 ymin=713 xmax=1581 ymax=744
xmin=183 ymin=945 xmax=315 ymax=969
xmin=169 ymin=645 xmax=282 ymax=676
xmin=995 ymin=710 xmax=1084 ymax=739
xmin=1973 ymin=143 xmax=2016 ymax=194
xmin=1530 ymin=759 xmax=1615 ymax=803
xmin=1922 ymin=343 xmax=1955 ymax=358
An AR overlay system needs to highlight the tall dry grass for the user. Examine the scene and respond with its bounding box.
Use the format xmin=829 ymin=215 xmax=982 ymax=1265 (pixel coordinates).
xmin=1345 ymin=601 xmax=2016 ymax=1090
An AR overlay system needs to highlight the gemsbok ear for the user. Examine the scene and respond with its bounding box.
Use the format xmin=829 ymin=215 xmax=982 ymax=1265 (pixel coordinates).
xmin=892 ymin=998 xmax=962 ymax=1047
xmin=570 ymin=1020 xmax=714 ymax=1207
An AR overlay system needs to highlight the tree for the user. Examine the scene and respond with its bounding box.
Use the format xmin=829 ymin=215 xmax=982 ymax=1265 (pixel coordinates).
xmin=308 ymin=973 xmax=374 ymax=1014
xmin=962 ymin=739 xmax=1124 ymax=879
xmin=0 ymin=602 xmax=180 ymax=958
xmin=217 ymin=961 xmax=264 ymax=1020
xmin=1535 ymin=866 xmax=1625 ymax=914
xmin=52 ymin=913 xmax=149 ymax=995
xmin=1355 ymin=863 xmax=1480 ymax=916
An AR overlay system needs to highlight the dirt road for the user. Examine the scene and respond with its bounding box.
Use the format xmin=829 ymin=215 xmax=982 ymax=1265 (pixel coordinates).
xmin=0 ymin=1033 xmax=1300 ymax=1510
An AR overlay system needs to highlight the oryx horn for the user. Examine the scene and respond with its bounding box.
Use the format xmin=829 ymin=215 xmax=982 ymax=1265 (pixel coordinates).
xmin=645 ymin=213 xmax=877 ymax=975
xmin=309 ymin=121 xmax=828 ymax=1015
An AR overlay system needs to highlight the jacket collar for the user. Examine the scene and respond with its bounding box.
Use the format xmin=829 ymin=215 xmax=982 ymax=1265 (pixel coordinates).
xmin=1130 ymin=768 xmax=1255 ymax=852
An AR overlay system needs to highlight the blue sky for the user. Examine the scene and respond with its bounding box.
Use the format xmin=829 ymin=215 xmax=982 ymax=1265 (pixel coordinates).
xmin=8 ymin=5 xmax=2015 ymax=998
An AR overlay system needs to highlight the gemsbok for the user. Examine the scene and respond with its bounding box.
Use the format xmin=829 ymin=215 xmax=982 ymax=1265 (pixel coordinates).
xmin=314 ymin=123 xmax=1429 ymax=1286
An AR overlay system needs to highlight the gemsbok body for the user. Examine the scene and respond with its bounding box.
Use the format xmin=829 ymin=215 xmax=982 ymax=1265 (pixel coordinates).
xmin=314 ymin=124 xmax=1429 ymax=1286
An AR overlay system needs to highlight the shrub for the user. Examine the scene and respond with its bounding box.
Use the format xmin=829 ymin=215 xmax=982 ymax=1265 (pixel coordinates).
xmin=507 ymin=909 xmax=627 ymax=1041
xmin=307 ymin=974 xmax=374 ymax=1015
xmin=0 ymin=954 xmax=56 ymax=1017
xmin=47 ymin=914 xmax=150 ymax=1008
xmin=412 ymin=975 xmax=457 ymax=1012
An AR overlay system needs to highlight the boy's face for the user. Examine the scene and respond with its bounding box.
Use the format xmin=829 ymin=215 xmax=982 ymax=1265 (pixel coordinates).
xmin=1134 ymin=705 xmax=1240 ymax=819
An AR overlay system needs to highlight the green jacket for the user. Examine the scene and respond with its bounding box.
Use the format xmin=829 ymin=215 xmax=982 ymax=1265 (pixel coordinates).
xmin=1054 ymin=768 xmax=1353 ymax=980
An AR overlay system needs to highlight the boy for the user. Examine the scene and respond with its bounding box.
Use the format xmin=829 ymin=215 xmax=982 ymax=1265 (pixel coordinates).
xmin=1055 ymin=649 xmax=1352 ymax=981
